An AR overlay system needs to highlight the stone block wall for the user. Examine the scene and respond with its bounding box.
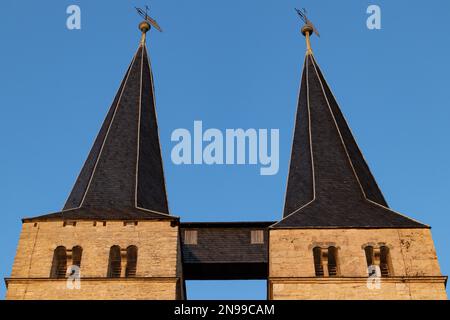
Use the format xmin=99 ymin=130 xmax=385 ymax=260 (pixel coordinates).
xmin=268 ymin=228 xmax=447 ymax=300
xmin=6 ymin=220 xmax=183 ymax=300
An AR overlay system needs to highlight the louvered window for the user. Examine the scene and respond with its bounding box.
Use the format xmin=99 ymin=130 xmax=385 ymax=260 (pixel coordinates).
xmin=51 ymin=246 xmax=67 ymax=278
xmin=328 ymin=246 xmax=338 ymax=276
xmin=251 ymin=230 xmax=264 ymax=244
xmin=108 ymin=245 xmax=122 ymax=278
xmin=313 ymin=246 xmax=339 ymax=277
xmin=364 ymin=245 xmax=392 ymax=277
xmin=72 ymin=246 xmax=83 ymax=267
xmin=313 ymin=247 xmax=324 ymax=276
xmin=125 ymin=246 xmax=138 ymax=277
xmin=380 ymin=246 xmax=390 ymax=277
xmin=185 ymin=230 xmax=198 ymax=245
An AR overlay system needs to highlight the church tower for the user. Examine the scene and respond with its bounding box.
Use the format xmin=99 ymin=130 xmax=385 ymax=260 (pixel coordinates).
xmin=268 ymin=20 xmax=447 ymax=299
xmin=5 ymin=20 xmax=184 ymax=300
xmin=5 ymin=10 xmax=447 ymax=301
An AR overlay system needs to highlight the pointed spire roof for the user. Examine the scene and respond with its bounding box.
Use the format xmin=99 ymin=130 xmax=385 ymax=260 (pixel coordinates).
xmin=26 ymin=22 xmax=173 ymax=221
xmin=273 ymin=26 xmax=426 ymax=229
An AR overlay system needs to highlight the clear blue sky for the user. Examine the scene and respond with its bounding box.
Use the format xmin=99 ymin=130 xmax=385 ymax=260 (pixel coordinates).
xmin=0 ymin=0 xmax=449 ymax=299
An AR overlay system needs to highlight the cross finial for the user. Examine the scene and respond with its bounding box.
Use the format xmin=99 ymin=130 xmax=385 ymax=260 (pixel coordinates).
xmin=295 ymin=8 xmax=320 ymax=55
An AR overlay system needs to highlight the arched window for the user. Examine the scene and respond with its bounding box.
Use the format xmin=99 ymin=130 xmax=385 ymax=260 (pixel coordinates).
xmin=108 ymin=245 xmax=122 ymax=278
xmin=313 ymin=246 xmax=339 ymax=277
xmin=125 ymin=246 xmax=138 ymax=277
xmin=313 ymin=247 xmax=324 ymax=276
xmin=72 ymin=246 xmax=83 ymax=267
xmin=51 ymin=246 xmax=67 ymax=278
xmin=380 ymin=246 xmax=391 ymax=277
xmin=364 ymin=245 xmax=374 ymax=267
xmin=328 ymin=246 xmax=338 ymax=276
xmin=364 ymin=245 xmax=392 ymax=277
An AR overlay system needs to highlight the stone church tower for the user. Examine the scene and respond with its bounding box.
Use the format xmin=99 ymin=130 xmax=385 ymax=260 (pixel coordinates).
xmin=5 ymin=21 xmax=185 ymax=300
xmin=268 ymin=23 xmax=447 ymax=299
xmin=5 ymin=17 xmax=447 ymax=300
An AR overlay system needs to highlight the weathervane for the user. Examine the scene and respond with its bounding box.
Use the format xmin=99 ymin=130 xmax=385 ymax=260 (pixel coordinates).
xmin=295 ymin=8 xmax=319 ymax=54
xmin=135 ymin=5 xmax=162 ymax=44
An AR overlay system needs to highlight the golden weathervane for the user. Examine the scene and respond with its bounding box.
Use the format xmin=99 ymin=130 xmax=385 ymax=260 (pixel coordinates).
xmin=135 ymin=5 xmax=162 ymax=44
xmin=295 ymin=8 xmax=319 ymax=54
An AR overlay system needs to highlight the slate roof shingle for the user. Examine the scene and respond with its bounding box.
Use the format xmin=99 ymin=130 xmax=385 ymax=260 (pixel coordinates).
xmin=27 ymin=41 xmax=172 ymax=221
xmin=275 ymin=53 xmax=427 ymax=229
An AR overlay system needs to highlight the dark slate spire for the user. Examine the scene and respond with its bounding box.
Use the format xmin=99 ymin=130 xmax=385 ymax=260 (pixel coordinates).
xmin=26 ymin=22 xmax=172 ymax=221
xmin=273 ymin=25 xmax=426 ymax=228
